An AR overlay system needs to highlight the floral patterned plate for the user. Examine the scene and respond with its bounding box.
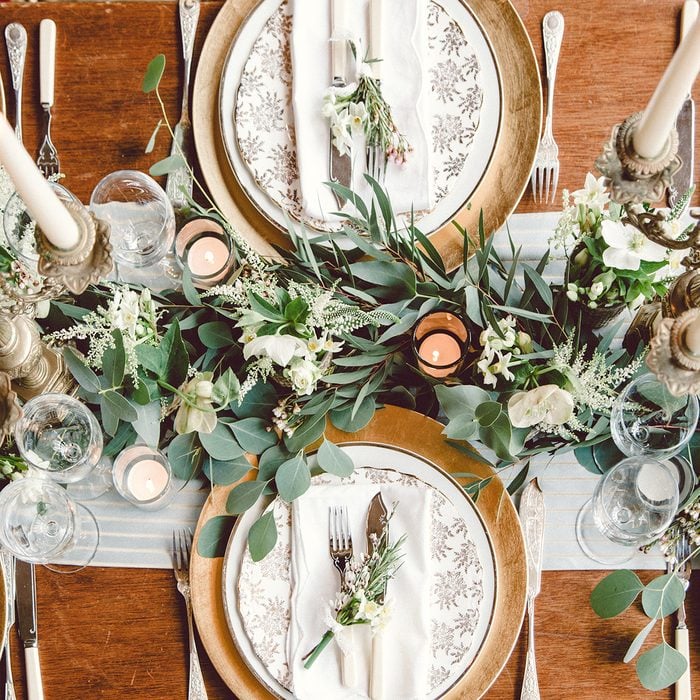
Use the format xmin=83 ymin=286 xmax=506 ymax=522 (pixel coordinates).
xmin=222 ymin=445 xmax=496 ymax=699
xmin=219 ymin=0 xmax=501 ymax=235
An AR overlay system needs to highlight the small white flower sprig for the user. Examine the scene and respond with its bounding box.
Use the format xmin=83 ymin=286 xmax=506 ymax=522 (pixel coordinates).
xmin=322 ymin=48 xmax=411 ymax=165
xmin=302 ymin=508 xmax=406 ymax=669
xmin=644 ymin=488 xmax=700 ymax=564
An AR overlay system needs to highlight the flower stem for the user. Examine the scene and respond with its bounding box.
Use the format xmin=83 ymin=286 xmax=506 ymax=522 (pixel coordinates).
xmin=302 ymin=630 xmax=334 ymax=669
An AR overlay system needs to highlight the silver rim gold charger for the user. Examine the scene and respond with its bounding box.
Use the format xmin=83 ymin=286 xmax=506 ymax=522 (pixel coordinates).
xmin=192 ymin=0 xmax=541 ymax=270
xmin=190 ymin=406 xmax=527 ymax=699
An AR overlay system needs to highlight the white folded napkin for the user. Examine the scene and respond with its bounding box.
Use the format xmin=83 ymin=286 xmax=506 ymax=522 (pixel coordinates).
xmin=291 ymin=0 xmax=432 ymax=222
xmin=287 ymin=470 xmax=432 ymax=700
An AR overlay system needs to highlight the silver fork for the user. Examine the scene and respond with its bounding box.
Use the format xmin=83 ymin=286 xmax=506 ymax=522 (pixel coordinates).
xmin=673 ymin=535 xmax=692 ymax=700
xmin=1 ymin=551 xmax=16 ymax=700
xmin=328 ymin=506 xmax=356 ymax=686
xmin=531 ymin=11 xmax=564 ymax=204
xmin=365 ymin=0 xmax=386 ymax=185
xmin=172 ymin=529 xmax=208 ymax=700
xmin=37 ymin=19 xmax=60 ymax=178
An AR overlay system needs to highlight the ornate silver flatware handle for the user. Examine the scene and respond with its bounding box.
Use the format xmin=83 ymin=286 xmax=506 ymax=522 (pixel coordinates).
xmin=542 ymin=10 xmax=564 ymax=138
xmin=520 ymin=595 xmax=541 ymax=700
xmin=5 ymin=23 xmax=27 ymax=142
xmin=182 ymin=588 xmax=208 ymax=700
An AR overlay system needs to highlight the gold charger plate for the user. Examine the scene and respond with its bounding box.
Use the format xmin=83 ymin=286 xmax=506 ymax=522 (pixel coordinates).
xmin=192 ymin=0 xmax=542 ymax=271
xmin=190 ymin=405 xmax=527 ymax=699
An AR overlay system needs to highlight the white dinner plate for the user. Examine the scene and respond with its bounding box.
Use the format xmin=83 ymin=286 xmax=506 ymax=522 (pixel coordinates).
xmin=219 ymin=0 xmax=501 ymax=237
xmin=222 ymin=443 xmax=497 ymax=699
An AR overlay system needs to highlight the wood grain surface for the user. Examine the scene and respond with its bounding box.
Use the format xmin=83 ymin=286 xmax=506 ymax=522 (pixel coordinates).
xmin=0 ymin=1 xmax=697 ymax=699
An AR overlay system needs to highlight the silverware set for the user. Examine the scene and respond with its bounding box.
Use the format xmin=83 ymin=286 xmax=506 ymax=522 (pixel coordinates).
xmin=530 ymin=10 xmax=564 ymax=205
xmin=0 ymin=551 xmax=17 ymax=700
xmin=3 ymin=18 xmax=60 ymax=177
xmin=171 ymin=529 xmax=208 ymax=700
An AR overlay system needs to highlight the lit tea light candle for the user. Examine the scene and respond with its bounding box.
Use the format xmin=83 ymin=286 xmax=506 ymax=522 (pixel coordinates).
xmin=412 ymin=311 xmax=469 ymax=379
xmin=112 ymin=445 xmax=175 ymax=510
xmin=174 ymin=218 xmax=234 ymax=288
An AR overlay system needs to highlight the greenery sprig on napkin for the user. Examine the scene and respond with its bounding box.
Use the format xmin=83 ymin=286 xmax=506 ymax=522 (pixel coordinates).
xmin=303 ymin=512 xmax=405 ymax=669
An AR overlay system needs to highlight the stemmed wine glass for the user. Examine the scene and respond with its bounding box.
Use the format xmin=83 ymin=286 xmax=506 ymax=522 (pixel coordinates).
xmin=576 ymin=456 xmax=679 ymax=565
xmin=0 ymin=478 xmax=99 ymax=572
xmin=611 ymin=372 xmax=698 ymax=504
xmin=13 ymin=393 xmax=111 ymax=500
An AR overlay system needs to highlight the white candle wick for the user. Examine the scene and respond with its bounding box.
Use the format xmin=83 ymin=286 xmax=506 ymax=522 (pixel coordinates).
xmin=204 ymin=250 xmax=214 ymax=264
xmin=0 ymin=113 xmax=80 ymax=250
xmin=633 ymin=14 xmax=700 ymax=158
xmin=432 ymin=350 xmax=440 ymax=363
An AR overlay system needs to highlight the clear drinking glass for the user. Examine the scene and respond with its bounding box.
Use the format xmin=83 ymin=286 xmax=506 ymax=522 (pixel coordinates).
xmin=89 ymin=170 xmax=175 ymax=268
xmin=611 ymin=372 xmax=698 ymax=504
xmin=576 ymin=456 xmax=679 ymax=565
xmin=0 ymin=478 xmax=99 ymax=570
xmin=14 ymin=394 xmax=105 ymax=488
xmin=3 ymin=182 xmax=81 ymax=266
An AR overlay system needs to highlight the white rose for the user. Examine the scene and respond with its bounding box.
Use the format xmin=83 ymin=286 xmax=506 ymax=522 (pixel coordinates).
xmin=284 ymin=358 xmax=322 ymax=396
xmin=243 ymin=334 xmax=308 ymax=367
xmin=507 ymin=385 xmax=574 ymax=428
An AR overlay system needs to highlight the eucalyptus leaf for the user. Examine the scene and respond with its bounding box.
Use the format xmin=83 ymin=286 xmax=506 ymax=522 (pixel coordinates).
xmin=317 ymin=440 xmax=354 ymax=477
xmin=636 ymin=642 xmax=687 ymax=691
xmin=142 ymin=54 xmax=166 ymax=93
xmin=200 ymin=422 xmax=245 ymax=461
xmin=63 ymin=347 xmax=100 ymax=393
xmin=226 ymin=480 xmax=268 ymax=515
xmin=234 ymin=382 xmax=278 ymax=418
xmin=212 ymin=368 xmax=240 ymax=406
xmin=590 ymin=570 xmax=643 ymax=618
xmin=168 ymin=432 xmax=202 ymax=480
xmin=474 ymin=401 xmax=502 ymax=427
xmin=258 ymin=445 xmax=293 ymax=481
xmin=248 ymin=510 xmax=278 ymax=562
xmin=435 ymin=385 xmax=491 ymax=420
xmin=149 ymin=154 xmax=187 ymax=177
xmin=229 ymin=417 xmax=278 ymax=454
xmin=284 ymin=413 xmax=326 ymax=453
xmin=100 ymin=395 xmax=120 ymax=437
xmin=623 ymin=618 xmax=656 ymax=663
xmin=203 ymin=455 xmax=252 ymax=486
xmin=102 ymin=330 xmax=126 ymax=388
xmin=132 ymin=400 xmax=161 ymax=448
xmin=330 ymin=397 xmax=375 ymax=432
xmin=641 ymin=573 xmax=685 ymax=619
xmin=161 ymin=319 xmax=189 ymax=387
xmin=102 ymin=390 xmax=138 ymax=422
xmin=197 ymin=515 xmax=236 ymax=558
xmin=145 ymin=120 xmax=162 ymax=154
xmin=276 ymin=455 xmax=311 ymax=502
xmin=181 ymin=269 xmax=201 ymax=306
xmin=198 ymin=321 xmax=234 ymax=349
xmin=442 ymin=414 xmax=479 ymax=441
xmin=135 ymin=344 xmax=164 ymax=376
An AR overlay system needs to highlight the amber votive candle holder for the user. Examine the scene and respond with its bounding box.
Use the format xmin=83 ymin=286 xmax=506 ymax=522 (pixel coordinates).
xmin=412 ymin=311 xmax=469 ymax=379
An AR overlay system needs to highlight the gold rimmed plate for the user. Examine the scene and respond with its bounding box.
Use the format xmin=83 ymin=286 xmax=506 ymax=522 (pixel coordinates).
xmin=192 ymin=0 xmax=541 ymax=270
xmin=190 ymin=405 xmax=527 ymax=699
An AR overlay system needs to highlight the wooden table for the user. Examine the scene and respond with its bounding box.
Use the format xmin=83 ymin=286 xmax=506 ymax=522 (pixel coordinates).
xmin=0 ymin=1 xmax=697 ymax=698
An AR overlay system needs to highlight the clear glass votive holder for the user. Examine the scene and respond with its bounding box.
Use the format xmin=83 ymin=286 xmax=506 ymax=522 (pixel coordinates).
xmin=89 ymin=170 xmax=175 ymax=268
xmin=412 ymin=311 xmax=469 ymax=378
xmin=174 ymin=218 xmax=235 ymax=288
xmin=112 ymin=445 xmax=177 ymax=511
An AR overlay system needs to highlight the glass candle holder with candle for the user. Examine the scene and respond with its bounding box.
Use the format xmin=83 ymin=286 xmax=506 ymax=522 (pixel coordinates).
xmin=174 ymin=218 xmax=235 ymax=288
xmin=412 ymin=311 xmax=469 ymax=379
xmin=112 ymin=445 xmax=176 ymax=511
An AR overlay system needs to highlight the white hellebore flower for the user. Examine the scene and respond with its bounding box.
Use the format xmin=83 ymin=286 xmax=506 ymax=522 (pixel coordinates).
xmin=331 ymin=112 xmax=354 ymax=157
xmin=348 ymin=102 xmax=367 ymax=131
xmin=571 ymin=173 xmax=610 ymax=213
xmin=600 ymin=219 xmax=667 ymax=271
xmin=284 ymin=358 xmax=323 ymax=396
xmin=243 ymin=334 xmax=308 ymax=368
xmin=115 ymin=289 xmax=141 ymax=335
xmin=508 ymin=385 xmax=574 ymax=429
xmin=174 ymin=372 xmax=217 ymax=435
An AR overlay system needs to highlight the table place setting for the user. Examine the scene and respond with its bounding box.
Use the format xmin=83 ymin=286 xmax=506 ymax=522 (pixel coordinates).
xmin=0 ymin=0 xmax=698 ymax=699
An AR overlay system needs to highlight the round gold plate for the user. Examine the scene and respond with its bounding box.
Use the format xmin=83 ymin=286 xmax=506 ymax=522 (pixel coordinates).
xmin=190 ymin=405 xmax=527 ymax=699
xmin=192 ymin=0 xmax=542 ymax=271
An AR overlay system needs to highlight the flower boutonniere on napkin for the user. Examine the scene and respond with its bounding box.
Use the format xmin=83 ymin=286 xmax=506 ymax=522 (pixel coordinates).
xmin=322 ymin=47 xmax=411 ymax=164
xmin=303 ymin=511 xmax=406 ymax=669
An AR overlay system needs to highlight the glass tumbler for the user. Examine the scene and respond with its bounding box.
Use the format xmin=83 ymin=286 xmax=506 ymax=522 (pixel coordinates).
xmin=89 ymin=170 xmax=175 ymax=268
xmin=576 ymin=456 xmax=679 ymax=565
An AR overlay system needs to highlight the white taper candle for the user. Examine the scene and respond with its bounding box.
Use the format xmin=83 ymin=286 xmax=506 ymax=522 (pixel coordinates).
xmin=634 ymin=8 xmax=700 ymax=158
xmin=0 ymin=113 xmax=80 ymax=250
xmin=369 ymin=0 xmax=384 ymax=79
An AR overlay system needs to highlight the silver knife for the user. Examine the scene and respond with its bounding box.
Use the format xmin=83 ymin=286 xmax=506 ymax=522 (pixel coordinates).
xmin=668 ymin=0 xmax=699 ymax=208
xmin=328 ymin=0 xmax=352 ymax=209
xmin=518 ymin=478 xmax=545 ymax=700
xmin=165 ymin=0 xmax=200 ymax=211
xmin=366 ymin=493 xmax=388 ymax=700
xmin=15 ymin=561 xmax=44 ymax=700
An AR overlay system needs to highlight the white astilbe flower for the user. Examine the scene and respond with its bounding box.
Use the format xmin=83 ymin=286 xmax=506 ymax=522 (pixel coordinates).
xmin=48 ymin=285 xmax=160 ymax=384
xmin=549 ymin=337 xmax=645 ymax=416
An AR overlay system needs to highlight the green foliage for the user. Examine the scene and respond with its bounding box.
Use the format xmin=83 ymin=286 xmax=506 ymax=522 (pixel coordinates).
xmin=248 ymin=510 xmax=278 ymax=562
xmin=197 ymin=515 xmax=236 ymax=558
xmin=316 ymin=440 xmax=354 ymax=477
xmin=142 ymin=54 xmax=165 ymax=93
